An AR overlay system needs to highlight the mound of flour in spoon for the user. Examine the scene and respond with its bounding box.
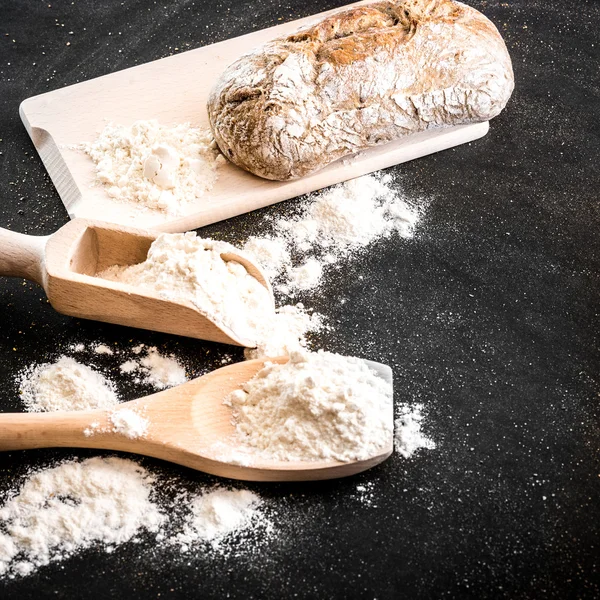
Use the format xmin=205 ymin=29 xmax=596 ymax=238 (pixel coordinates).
xmin=225 ymin=350 xmax=393 ymax=462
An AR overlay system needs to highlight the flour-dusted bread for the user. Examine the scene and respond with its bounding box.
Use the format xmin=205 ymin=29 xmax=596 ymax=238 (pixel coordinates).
xmin=207 ymin=0 xmax=514 ymax=181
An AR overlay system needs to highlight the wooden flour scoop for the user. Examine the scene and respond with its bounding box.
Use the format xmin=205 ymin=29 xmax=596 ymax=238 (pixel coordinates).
xmin=0 ymin=218 xmax=273 ymax=346
xmin=0 ymin=357 xmax=394 ymax=482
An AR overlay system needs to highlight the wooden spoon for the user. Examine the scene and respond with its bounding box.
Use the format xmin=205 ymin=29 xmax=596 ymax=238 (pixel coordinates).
xmin=0 ymin=357 xmax=394 ymax=482
xmin=0 ymin=218 xmax=273 ymax=346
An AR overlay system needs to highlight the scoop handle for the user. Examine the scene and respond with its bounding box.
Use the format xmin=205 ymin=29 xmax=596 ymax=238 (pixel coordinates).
xmin=0 ymin=227 xmax=49 ymax=285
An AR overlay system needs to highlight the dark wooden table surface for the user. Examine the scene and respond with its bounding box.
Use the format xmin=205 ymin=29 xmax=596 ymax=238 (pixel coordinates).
xmin=0 ymin=1 xmax=598 ymax=598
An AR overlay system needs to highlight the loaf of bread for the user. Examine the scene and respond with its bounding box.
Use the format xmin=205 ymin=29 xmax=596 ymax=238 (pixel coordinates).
xmin=207 ymin=0 xmax=514 ymax=181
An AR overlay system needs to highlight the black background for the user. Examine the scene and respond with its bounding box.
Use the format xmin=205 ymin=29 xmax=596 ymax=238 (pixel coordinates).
xmin=0 ymin=1 xmax=599 ymax=598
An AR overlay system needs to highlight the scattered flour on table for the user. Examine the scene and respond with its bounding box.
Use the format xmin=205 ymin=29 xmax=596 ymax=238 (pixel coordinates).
xmin=353 ymin=481 xmax=377 ymax=507
xmin=243 ymin=304 xmax=324 ymax=361
xmin=243 ymin=174 xmax=422 ymax=296
xmin=287 ymin=258 xmax=323 ymax=292
xmin=284 ymin=174 xmax=418 ymax=253
xmin=394 ymin=404 xmax=436 ymax=458
xmin=81 ymin=120 xmax=223 ymax=215
xmin=225 ymin=350 xmax=393 ymax=462
xmin=109 ymin=408 xmax=149 ymax=439
xmin=93 ymin=344 xmax=114 ymax=355
xmin=0 ymin=457 xmax=164 ymax=578
xmin=173 ymin=488 xmax=267 ymax=553
xmin=118 ymin=346 xmax=187 ymax=390
xmin=18 ymin=356 xmax=118 ymax=412
xmin=242 ymin=236 xmax=290 ymax=281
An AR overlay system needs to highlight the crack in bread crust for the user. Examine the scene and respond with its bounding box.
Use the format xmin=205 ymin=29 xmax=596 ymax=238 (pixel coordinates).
xmin=207 ymin=0 xmax=514 ymax=181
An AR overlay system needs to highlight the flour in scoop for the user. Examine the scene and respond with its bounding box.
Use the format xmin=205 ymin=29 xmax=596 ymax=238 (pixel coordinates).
xmin=0 ymin=457 xmax=164 ymax=578
xmin=18 ymin=356 xmax=119 ymax=412
xmin=98 ymin=233 xmax=274 ymax=345
xmin=225 ymin=350 xmax=393 ymax=462
xmin=81 ymin=120 xmax=224 ymax=215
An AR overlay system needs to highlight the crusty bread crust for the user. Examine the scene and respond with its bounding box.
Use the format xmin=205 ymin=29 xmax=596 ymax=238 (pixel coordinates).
xmin=207 ymin=0 xmax=514 ymax=181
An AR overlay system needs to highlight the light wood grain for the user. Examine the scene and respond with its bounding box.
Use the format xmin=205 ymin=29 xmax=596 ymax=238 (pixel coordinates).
xmin=0 ymin=228 xmax=48 ymax=284
xmin=0 ymin=218 xmax=273 ymax=346
xmin=19 ymin=0 xmax=489 ymax=232
xmin=0 ymin=357 xmax=394 ymax=482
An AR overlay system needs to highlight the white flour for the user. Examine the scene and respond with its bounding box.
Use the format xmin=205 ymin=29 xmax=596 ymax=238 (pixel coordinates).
xmin=81 ymin=120 xmax=223 ymax=215
xmin=242 ymin=236 xmax=290 ymax=281
xmin=225 ymin=350 xmax=393 ymax=462
xmin=173 ymin=488 xmax=264 ymax=551
xmin=99 ymin=233 xmax=274 ymax=346
xmin=243 ymin=174 xmax=421 ymax=296
xmin=0 ymin=173 xmax=432 ymax=578
xmin=394 ymin=404 xmax=436 ymax=458
xmin=0 ymin=457 xmax=164 ymax=578
xmin=98 ymin=232 xmax=321 ymax=356
xmin=244 ymin=303 xmax=324 ymax=361
xmin=353 ymin=481 xmax=377 ymax=507
xmin=118 ymin=347 xmax=187 ymax=389
xmin=18 ymin=356 xmax=118 ymax=412
xmin=93 ymin=344 xmax=114 ymax=355
xmin=109 ymin=408 xmax=149 ymax=439
xmin=283 ymin=174 xmax=418 ymax=253
xmin=238 ymin=174 xmax=421 ymax=355
xmin=288 ymin=258 xmax=323 ymax=291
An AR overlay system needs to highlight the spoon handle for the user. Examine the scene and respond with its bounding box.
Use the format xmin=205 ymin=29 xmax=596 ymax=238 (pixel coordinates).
xmin=0 ymin=228 xmax=49 ymax=285
xmin=0 ymin=410 xmax=110 ymax=451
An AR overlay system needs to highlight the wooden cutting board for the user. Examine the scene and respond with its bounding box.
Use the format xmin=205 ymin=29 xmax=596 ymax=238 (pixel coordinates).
xmin=19 ymin=0 xmax=489 ymax=233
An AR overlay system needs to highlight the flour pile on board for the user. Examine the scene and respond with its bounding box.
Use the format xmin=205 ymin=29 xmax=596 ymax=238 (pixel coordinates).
xmin=99 ymin=233 xmax=274 ymax=346
xmin=81 ymin=120 xmax=223 ymax=215
xmin=119 ymin=345 xmax=187 ymax=390
xmin=0 ymin=457 xmax=164 ymax=578
xmin=394 ymin=404 xmax=436 ymax=458
xmin=243 ymin=174 xmax=421 ymax=295
xmin=18 ymin=356 xmax=119 ymax=412
xmin=225 ymin=350 xmax=393 ymax=462
xmin=173 ymin=488 xmax=267 ymax=552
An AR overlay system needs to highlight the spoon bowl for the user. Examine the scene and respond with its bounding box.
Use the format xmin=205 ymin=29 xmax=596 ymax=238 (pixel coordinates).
xmin=0 ymin=218 xmax=273 ymax=346
xmin=0 ymin=357 xmax=394 ymax=481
